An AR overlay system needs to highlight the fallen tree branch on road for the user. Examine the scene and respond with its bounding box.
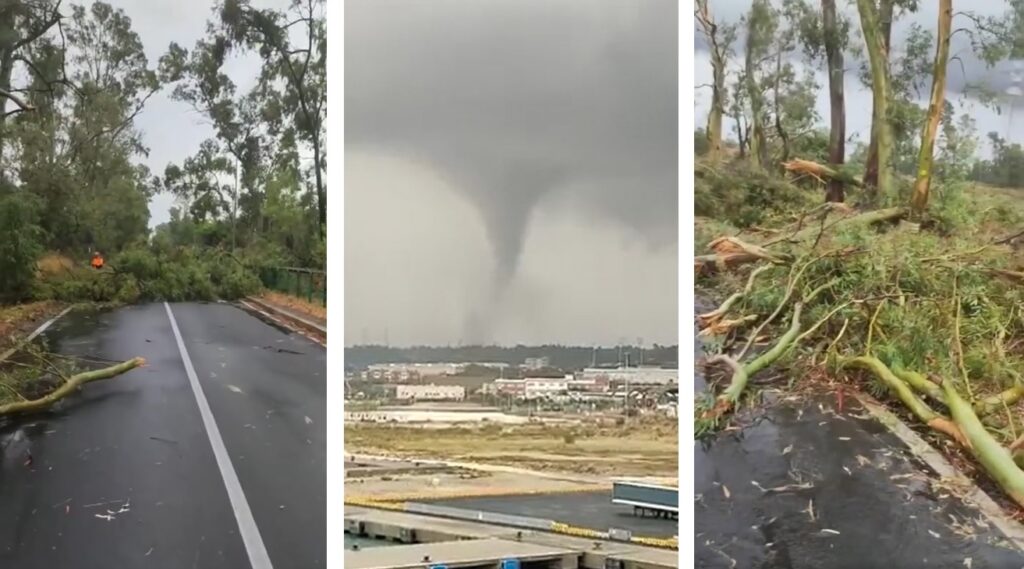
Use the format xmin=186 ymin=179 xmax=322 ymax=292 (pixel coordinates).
xmin=842 ymin=356 xmax=967 ymax=446
xmin=0 ymin=358 xmax=145 ymax=416
xmin=698 ymin=303 xmax=804 ymax=434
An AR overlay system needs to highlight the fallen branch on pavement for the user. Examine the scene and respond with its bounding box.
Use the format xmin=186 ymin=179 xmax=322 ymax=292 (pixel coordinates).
xmin=697 ymin=303 xmax=804 ymax=435
xmin=0 ymin=357 xmax=145 ymax=416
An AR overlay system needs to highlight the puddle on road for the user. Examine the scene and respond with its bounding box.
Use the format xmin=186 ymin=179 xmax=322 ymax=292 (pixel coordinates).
xmin=692 ymin=298 xmax=1024 ymax=568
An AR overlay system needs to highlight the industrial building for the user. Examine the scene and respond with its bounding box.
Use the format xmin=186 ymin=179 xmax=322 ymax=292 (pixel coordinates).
xmin=394 ymin=384 xmax=465 ymax=401
xmin=580 ymin=366 xmax=677 ymax=386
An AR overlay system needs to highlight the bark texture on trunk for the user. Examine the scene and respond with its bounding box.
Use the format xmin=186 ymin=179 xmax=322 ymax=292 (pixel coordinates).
xmin=822 ymin=0 xmax=846 ymax=203
xmin=745 ymin=2 xmax=770 ymax=169
xmin=697 ymin=1 xmax=726 ymax=160
xmin=858 ymin=0 xmax=894 ymax=199
xmin=910 ymin=0 xmax=952 ymax=214
xmin=864 ymin=0 xmax=888 ymax=193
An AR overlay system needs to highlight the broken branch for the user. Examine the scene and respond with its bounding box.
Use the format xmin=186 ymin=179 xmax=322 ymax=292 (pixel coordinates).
xmin=0 ymin=358 xmax=145 ymax=416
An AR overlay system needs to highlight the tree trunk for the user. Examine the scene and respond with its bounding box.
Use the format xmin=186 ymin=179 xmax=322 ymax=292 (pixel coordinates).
xmin=735 ymin=114 xmax=747 ymax=159
xmin=697 ymin=1 xmax=726 ymax=160
xmin=312 ymin=130 xmax=326 ymax=241
xmin=773 ymin=50 xmax=790 ymax=165
xmin=864 ymin=0 xmax=893 ymax=195
xmin=910 ymin=0 xmax=952 ymax=214
xmin=745 ymin=68 xmax=769 ymax=169
xmin=857 ymin=0 xmax=894 ymax=199
xmin=0 ymin=50 xmax=13 ymax=186
xmin=822 ymin=0 xmax=846 ymax=203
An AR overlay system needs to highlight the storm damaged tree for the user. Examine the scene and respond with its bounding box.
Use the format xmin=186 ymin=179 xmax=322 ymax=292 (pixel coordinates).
xmin=695 ymin=0 xmax=737 ymax=161
xmin=744 ymin=0 xmax=777 ymax=170
xmin=783 ymin=0 xmax=850 ymax=200
xmin=820 ymin=0 xmax=846 ymax=202
xmin=909 ymin=0 xmax=952 ymax=213
xmin=856 ymin=0 xmax=895 ymax=199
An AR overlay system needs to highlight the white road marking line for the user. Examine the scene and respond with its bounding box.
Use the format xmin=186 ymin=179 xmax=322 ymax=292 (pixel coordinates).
xmin=164 ymin=302 xmax=273 ymax=569
xmin=0 ymin=306 xmax=73 ymax=362
xmin=25 ymin=306 xmax=73 ymax=342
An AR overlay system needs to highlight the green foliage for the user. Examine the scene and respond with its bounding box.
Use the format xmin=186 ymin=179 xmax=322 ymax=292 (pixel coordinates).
xmin=0 ymin=194 xmax=45 ymax=302
xmin=695 ymin=162 xmax=817 ymax=228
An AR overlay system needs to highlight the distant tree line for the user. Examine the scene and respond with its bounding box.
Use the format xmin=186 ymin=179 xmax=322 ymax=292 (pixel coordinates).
xmin=343 ymin=344 xmax=679 ymax=372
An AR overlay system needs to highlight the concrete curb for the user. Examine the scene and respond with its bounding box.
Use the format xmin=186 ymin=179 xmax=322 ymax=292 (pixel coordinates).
xmin=854 ymin=392 xmax=1024 ymax=553
xmin=240 ymin=298 xmax=323 ymax=333
xmin=239 ymin=297 xmax=326 ymax=345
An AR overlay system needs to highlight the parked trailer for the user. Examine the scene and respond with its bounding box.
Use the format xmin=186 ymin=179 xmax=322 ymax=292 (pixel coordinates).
xmin=611 ymin=480 xmax=678 ymax=519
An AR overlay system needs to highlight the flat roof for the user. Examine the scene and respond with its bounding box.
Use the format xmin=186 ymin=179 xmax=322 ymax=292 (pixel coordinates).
xmin=612 ymin=478 xmax=678 ymax=489
xmin=345 ymin=538 xmax=577 ymax=569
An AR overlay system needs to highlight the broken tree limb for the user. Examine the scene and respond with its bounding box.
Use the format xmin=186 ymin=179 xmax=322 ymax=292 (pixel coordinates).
xmin=697 ymin=208 xmax=908 ymax=276
xmin=698 ymin=265 xmax=772 ymax=329
xmin=0 ymin=358 xmax=145 ymax=416
xmin=841 ymin=356 xmax=967 ymax=447
xmin=893 ymin=367 xmax=1024 ymax=419
xmin=976 ymin=385 xmax=1024 ymax=417
xmin=987 ymin=268 xmax=1024 ymax=283
xmin=698 ymin=314 xmax=759 ymax=338
xmin=941 ymin=377 xmax=1024 ymax=509
xmin=782 ymin=158 xmax=863 ymax=187
xmin=695 ymin=238 xmax=791 ymax=276
xmin=701 ymin=303 xmax=804 ymax=424
xmin=893 ymin=368 xmax=946 ymax=405
xmin=783 ymin=206 xmax=907 ymax=244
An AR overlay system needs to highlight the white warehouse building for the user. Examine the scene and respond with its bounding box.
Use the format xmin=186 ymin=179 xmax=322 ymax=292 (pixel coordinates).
xmin=580 ymin=367 xmax=677 ymax=385
xmin=394 ymin=384 xmax=465 ymax=401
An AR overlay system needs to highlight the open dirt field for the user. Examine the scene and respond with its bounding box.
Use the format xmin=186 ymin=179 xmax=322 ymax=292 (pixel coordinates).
xmin=345 ymin=419 xmax=678 ymax=477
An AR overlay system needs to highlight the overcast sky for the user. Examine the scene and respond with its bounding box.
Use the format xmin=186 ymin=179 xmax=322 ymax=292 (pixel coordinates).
xmin=345 ymin=0 xmax=678 ymax=348
xmin=93 ymin=0 xmax=283 ymax=228
xmin=695 ymin=1 xmax=1024 ymax=156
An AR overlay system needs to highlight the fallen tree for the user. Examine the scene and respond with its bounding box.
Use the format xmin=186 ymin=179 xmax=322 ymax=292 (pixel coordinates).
xmin=0 ymin=357 xmax=145 ymax=416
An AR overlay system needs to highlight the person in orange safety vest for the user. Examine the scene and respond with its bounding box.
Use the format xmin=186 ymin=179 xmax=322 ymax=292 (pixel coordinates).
xmin=91 ymin=251 xmax=104 ymax=270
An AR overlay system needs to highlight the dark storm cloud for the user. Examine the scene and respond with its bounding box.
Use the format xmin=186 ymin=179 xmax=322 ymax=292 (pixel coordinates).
xmin=345 ymin=0 xmax=678 ymax=288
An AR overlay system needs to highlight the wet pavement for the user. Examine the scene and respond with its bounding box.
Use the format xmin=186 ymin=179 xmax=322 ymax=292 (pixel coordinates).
xmin=432 ymin=491 xmax=677 ymax=538
xmin=694 ymin=300 xmax=1024 ymax=568
xmin=0 ymin=302 xmax=325 ymax=569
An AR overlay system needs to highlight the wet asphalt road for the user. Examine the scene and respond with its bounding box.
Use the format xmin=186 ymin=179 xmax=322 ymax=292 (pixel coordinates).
xmin=694 ymin=298 xmax=1024 ymax=568
xmin=695 ymin=397 xmax=1024 ymax=569
xmin=0 ymin=302 xmax=325 ymax=569
xmin=432 ymin=491 xmax=677 ymax=538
